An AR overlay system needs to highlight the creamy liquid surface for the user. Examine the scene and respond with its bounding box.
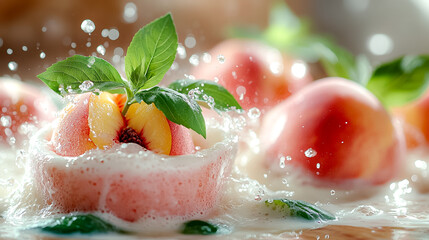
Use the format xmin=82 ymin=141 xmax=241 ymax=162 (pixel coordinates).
xmin=1 ymin=116 xmax=429 ymax=239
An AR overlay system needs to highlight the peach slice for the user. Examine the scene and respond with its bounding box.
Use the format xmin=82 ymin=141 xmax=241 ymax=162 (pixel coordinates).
xmin=51 ymin=92 xmax=124 ymax=156
xmin=125 ymin=102 xmax=172 ymax=155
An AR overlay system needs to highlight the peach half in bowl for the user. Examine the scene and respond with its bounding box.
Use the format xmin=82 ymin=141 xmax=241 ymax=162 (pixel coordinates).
xmin=28 ymin=115 xmax=238 ymax=222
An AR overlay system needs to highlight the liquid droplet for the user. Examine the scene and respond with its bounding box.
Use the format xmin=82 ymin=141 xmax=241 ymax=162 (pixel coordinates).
xmin=217 ymin=54 xmax=225 ymax=64
xmin=330 ymin=190 xmax=336 ymax=196
xmin=1 ymin=116 xmax=11 ymax=127
xmin=7 ymin=48 xmax=13 ymax=55
xmin=8 ymin=61 xmax=17 ymax=71
xmin=22 ymin=46 xmax=28 ymax=51
xmin=96 ymin=45 xmax=106 ymax=55
xmin=279 ymin=156 xmax=286 ymax=168
xmin=305 ymin=148 xmax=317 ymax=158
xmin=123 ymin=2 xmax=138 ymax=23
xmin=185 ymin=35 xmax=196 ymax=48
xmin=108 ymin=29 xmax=120 ymax=40
xmin=189 ymin=54 xmax=199 ymax=66
xmin=247 ymin=107 xmax=261 ymax=119
xmin=40 ymin=52 xmax=46 ymax=59
xmin=81 ymin=19 xmax=96 ymax=34
xmin=202 ymin=52 xmax=212 ymax=63
xmin=177 ymin=44 xmax=186 ymax=59
xmin=79 ymin=80 xmax=94 ymax=91
xmin=87 ymin=56 xmax=96 ymax=68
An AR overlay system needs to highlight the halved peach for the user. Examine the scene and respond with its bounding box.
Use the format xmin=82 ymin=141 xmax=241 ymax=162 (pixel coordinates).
xmin=30 ymin=123 xmax=236 ymax=222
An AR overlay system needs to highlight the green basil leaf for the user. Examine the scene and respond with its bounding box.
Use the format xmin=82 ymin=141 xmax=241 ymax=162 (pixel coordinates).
xmin=265 ymin=199 xmax=335 ymax=221
xmin=37 ymin=55 xmax=126 ymax=96
xmin=168 ymin=79 xmax=242 ymax=112
xmin=125 ymin=13 xmax=178 ymax=90
xmin=180 ymin=220 xmax=219 ymax=235
xmin=38 ymin=214 xmax=126 ymax=235
xmin=135 ymin=86 xmax=206 ymax=138
xmin=366 ymin=55 xmax=429 ymax=108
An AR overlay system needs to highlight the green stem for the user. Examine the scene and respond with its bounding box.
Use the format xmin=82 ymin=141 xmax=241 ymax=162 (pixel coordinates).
xmin=121 ymin=88 xmax=135 ymax=116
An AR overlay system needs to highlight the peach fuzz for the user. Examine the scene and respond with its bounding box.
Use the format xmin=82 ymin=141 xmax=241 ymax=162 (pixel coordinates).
xmin=30 ymin=123 xmax=237 ymax=222
xmin=0 ymin=77 xmax=56 ymax=145
xmin=192 ymin=39 xmax=312 ymax=111
xmin=393 ymin=91 xmax=429 ymax=149
xmin=260 ymin=78 xmax=405 ymax=186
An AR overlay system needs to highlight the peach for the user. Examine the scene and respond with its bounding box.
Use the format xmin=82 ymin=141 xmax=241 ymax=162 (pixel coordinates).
xmin=393 ymin=91 xmax=429 ymax=149
xmin=192 ymin=39 xmax=312 ymax=111
xmin=51 ymin=93 xmax=195 ymax=156
xmin=31 ymin=123 xmax=236 ymax=222
xmin=51 ymin=92 xmax=124 ymax=156
xmin=260 ymin=78 xmax=405 ymax=186
xmin=0 ymin=77 xmax=56 ymax=146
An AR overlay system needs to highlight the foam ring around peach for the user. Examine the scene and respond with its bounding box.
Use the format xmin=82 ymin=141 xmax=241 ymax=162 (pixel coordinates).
xmin=29 ymin=125 xmax=237 ymax=222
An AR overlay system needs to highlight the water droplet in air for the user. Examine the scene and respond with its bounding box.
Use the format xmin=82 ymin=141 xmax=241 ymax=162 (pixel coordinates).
xmin=97 ymin=45 xmax=106 ymax=55
xmin=247 ymin=107 xmax=261 ymax=119
xmin=42 ymin=26 xmax=47 ymax=32
xmin=8 ymin=61 xmax=17 ymax=71
xmin=305 ymin=148 xmax=317 ymax=158
xmin=236 ymin=86 xmax=246 ymax=100
xmin=269 ymin=62 xmax=283 ymax=75
xmin=101 ymin=29 xmax=109 ymax=37
xmin=189 ymin=54 xmax=199 ymax=66
xmin=79 ymin=80 xmax=94 ymax=91
xmin=185 ymin=35 xmax=196 ymax=48
xmin=177 ymin=44 xmax=186 ymax=59
xmin=114 ymin=47 xmax=124 ymax=56
xmin=217 ymin=54 xmax=225 ymax=64
xmin=123 ymin=2 xmax=138 ymax=23
xmin=108 ymin=29 xmax=120 ymax=40
xmin=279 ymin=156 xmax=286 ymax=168
xmin=286 ymin=156 xmax=292 ymax=161
xmin=232 ymin=71 xmax=237 ymax=79
xmin=86 ymin=42 xmax=91 ymax=47
xmin=22 ymin=46 xmax=28 ymax=51
xmin=330 ymin=190 xmax=336 ymax=195
xmin=291 ymin=61 xmax=307 ymax=78
xmin=316 ymin=163 xmax=320 ymax=169
xmin=40 ymin=52 xmax=46 ymax=59
xmin=202 ymin=52 xmax=211 ymax=63
xmin=81 ymin=19 xmax=96 ymax=34
xmin=1 ymin=116 xmax=11 ymax=127
xmin=7 ymin=48 xmax=13 ymax=55
xmin=112 ymin=55 xmax=121 ymax=64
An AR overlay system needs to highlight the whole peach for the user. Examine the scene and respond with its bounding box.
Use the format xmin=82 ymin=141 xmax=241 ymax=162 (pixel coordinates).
xmin=0 ymin=78 xmax=56 ymax=146
xmin=260 ymin=78 xmax=405 ymax=186
xmin=192 ymin=39 xmax=312 ymax=111
xmin=392 ymin=91 xmax=429 ymax=149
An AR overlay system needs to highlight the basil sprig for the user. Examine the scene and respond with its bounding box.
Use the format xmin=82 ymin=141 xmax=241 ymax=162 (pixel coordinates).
xmin=265 ymin=199 xmax=335 ymax=221
xmin=37 ymin=214 xmax=126 ymax=235
xmin=38 ymin=13 xmax=241 ymax=138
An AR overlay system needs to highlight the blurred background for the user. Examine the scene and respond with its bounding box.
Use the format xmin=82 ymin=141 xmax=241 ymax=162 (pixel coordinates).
xmin=0 ymin=0 xmax=429 ymax=82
